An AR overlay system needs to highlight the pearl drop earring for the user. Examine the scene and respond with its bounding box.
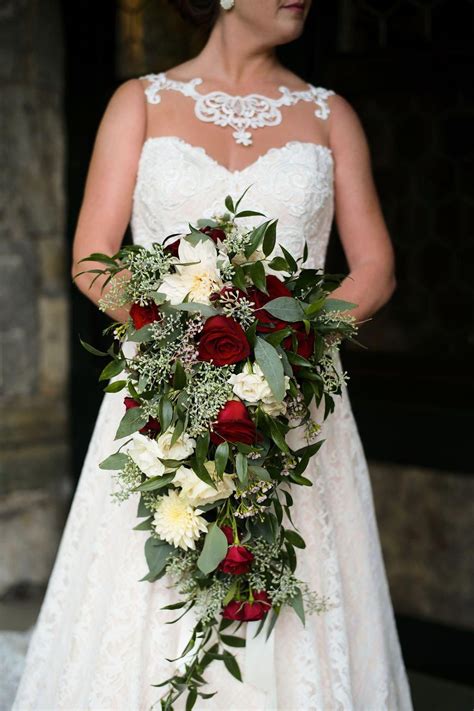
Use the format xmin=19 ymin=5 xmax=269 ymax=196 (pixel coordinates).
xmin=220 ymin=0 xmax=235 ymax=9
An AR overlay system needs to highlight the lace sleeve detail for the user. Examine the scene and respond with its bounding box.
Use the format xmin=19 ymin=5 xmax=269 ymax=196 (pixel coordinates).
xmin=308 ymin=86 xmax=336 ymax=120
xmin=138 ymin=72 xmax=166 ymax=105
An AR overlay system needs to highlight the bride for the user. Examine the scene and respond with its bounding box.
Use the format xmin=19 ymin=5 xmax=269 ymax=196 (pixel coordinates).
xmin=13 ymin=0 xmax=413 ymax=709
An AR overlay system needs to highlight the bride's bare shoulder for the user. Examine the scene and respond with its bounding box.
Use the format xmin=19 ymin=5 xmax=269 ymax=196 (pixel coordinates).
xmin=326 ymin=93 xmax=371 ymax=161
xmin=94 ymin=78 xmax=147 ymax=148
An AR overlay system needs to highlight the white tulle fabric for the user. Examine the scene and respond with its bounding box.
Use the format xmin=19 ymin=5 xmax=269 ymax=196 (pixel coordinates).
xmin=12 ymin=133 xmax=413 ymax=710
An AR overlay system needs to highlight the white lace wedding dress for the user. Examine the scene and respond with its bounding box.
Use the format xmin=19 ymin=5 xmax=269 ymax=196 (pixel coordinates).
xmin=12 ymin=74 xmax=413 ymax=711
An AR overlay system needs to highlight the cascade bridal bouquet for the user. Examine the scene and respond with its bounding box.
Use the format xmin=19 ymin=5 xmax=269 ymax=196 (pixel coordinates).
xmin=78 ymin=188 xmax=360 ymax=710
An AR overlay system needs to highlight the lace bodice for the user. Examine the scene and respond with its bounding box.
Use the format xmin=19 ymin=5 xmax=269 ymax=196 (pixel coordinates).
xmin=132 ymin=137 xmax=334 ymax=268
xmin=132 ymin=72 xmax=335 ymax=265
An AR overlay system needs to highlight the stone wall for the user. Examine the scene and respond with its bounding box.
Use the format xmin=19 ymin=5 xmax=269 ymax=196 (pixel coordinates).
xmin=0 ymin=0 xmax=70 ymax=596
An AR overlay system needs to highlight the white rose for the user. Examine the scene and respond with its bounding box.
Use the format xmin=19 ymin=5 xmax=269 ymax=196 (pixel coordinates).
xmin=156 ymin=430 xmax=196 ymax=461
xmin=173 ymin=462 xmax=235 ymax=506
xmin=260 ymin=398 xmax=288 ymax=417
xmin=228 ymin=362 xmax=272 ymax=403
xmin=128 ymin=433 xmax=165 ymax=478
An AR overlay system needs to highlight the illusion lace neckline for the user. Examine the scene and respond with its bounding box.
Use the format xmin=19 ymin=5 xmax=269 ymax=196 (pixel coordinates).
xmin=140 ymin=71 xmax=335 ymax=146
xmin=140 ymin=135 xmax=334 ymax=176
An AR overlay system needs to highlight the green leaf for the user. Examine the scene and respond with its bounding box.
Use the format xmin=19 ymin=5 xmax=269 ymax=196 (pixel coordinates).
xmin=133 ymin=516 xmax=153 ymax=531
xmin=321 ymin=298 xmax=358 ymax=312
xmin=284 ymin=529 xmax=306 ymax=548
xmin=99 ymin=452 xmax=129 ymax=470
xmin=173 ymin=360 xmax=187 ymax=389
xmin=115 ymin=407 xmax=148 ymax=439
xmin=197 ymin=523 xmax=228 ymax=574
xmin=249 ymin=260 xmax=267 ymax=292
xmin=261 ymin=297 xmax=305 ymax=322
xmin=262 ymin=219 xmax=277 ymax=256
xmin=234 ymin=185 xmax=254 ymax=212
xmin=268 ymin=256 xmax=289 ymax=271
xmin=280 ymin=245 xmax=298 ymax=273
xmin=103 ymin=379 xmax=127 ymax=393
xmin=144 ymin=538 xmax=174 ymax=577
xmin=289 ymin=587 xmax=305 ymax=625
xmin=128 ymin=324 xmax=153 ymax=342
xmin=196 ymin=432 xmax=210 ymax=464
xmin=220 ymin=634 xmax=246 ymax=648
xmin=225 ymin=194 xmax=235 ymax=213
xmin=192 ymin=460 xmax=216 ymax=489
xmin=79 ymin=252 xmax=118 ymax=267
xmin=223 ymin=652 xmax=242 ymax=682
xmin=244 ymin=220 xmax=269 ymax=258
xmin=232 ymin=265 xmax=247 ymax=291
xmin=236 ymin=452 xmax=248 ymax=486
xmin=134 ymin=473 xmax=176 ymax=492
xmin=99 ymin=359 xmax=125 ymax=382
xmin=173 ymin=302 xmax=219 ymax=318
xmin=267 ymin=418 xmax=290 ymax=453
xmin=215 ymin=441 xmax=229 ymax=477
xmin=186 ymin=688 xmax=197 ymax=711
xmin=159 ymin=397 xmax=173 ymax=433
xmin=234 ymin=210 xmax=265 ymax=218
xmin=254 ymin=337 xmax=285 ymax=402
xmin=79 ymin=338 xmax=108 ymax=357
xmin=170 ymin=418 xmax=185 ymax=446
xmin=248 ymin=465 xmax=271 ymax=481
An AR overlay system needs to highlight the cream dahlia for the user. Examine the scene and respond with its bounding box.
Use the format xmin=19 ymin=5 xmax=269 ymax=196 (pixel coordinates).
xmin=152 ymin=489 xmax=208 ymax=550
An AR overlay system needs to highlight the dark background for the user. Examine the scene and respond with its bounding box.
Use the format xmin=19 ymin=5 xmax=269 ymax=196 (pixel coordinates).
xmin=63 ymin=0 xmax=474 ymax=690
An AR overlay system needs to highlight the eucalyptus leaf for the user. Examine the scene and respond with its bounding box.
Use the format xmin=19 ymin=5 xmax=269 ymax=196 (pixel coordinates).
xmin=103 ymin=380 xmax=127 ymax=393
xmin=99 ymin=452 xmax=129 ymax=470
xmin=144 ymin=538 xmax=174 ymax=577
xmin=321 ymin=298 xmax=358 ymax=312
xmin=197 ymin=523 xmax=228 ymax=574
xmin=289 ymin=587 xmax=305 ymax=625
xmin=236 ymin=452 xmax=248 ymax=486
xmin=99 ymin=359 xmax=125 ymax=382
xmin=254 ymin=337 xmax=285 ymax=402
xmin=173 ymin=302 xmax=218 ymax=318
xmin=115 ymin=407 xmax=148 ymax=439
xmin=261 ymin=297 xmax=305 ymax=322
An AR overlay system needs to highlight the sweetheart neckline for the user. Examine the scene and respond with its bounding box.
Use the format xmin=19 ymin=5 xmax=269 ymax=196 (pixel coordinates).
xmin=141 ymin=136 xmax=334 ymax=176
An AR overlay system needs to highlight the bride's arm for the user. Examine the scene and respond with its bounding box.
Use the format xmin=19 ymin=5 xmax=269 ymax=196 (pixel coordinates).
xmin=71 ymin=79 xmax=147 ymax=322
xmin=327 ymin=94 xmax=396 ymax=324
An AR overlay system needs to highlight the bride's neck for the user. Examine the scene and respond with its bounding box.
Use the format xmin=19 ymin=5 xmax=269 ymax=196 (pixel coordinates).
xmin=192 ymin=20 xmax=280 ymax=87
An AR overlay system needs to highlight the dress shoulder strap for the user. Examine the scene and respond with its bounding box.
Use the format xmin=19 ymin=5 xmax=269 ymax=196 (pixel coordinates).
xmin=139 ymin=72 xmax=203 ymax=105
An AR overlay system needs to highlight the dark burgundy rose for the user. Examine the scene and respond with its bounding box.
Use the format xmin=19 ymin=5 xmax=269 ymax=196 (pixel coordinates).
xmin=200 ymin=225 xmax=226 ymax=243
xmin=218 ymin=545 xmax=254 ymax=575
xmin=129 ymin=302 xmax=160 ymax=330
xmin=283 ymin=324 xmax=316 ymax=360
xmin=124 ymin=397 xmax=160 ymax=436
xmin=220 ymin=525 xmax=234 ymax=545
xmin=210 ymin=400 xmax=257 ymax=446
xmin=221 ymin=590 xmax=271 ymax=621
xmin=249 ymin=275 xmax=292 ymax=333
xmin=198 ymin=315 xmax=250 ymax=366
xmin=164 ymin=237 xmax=181 ymax=258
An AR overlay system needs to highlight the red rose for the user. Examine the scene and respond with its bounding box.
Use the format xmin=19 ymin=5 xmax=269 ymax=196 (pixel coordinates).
xmin=241 ymin=590 xmax=272 ymax=621
xmin=164 ymin=237 xmax=181 ymax=257
xmin=283 ymin=324 xmax=315 ymax=360
xmin=218 ymin=545 xmax=254 ymax=575
xmin=220 ymin=525 xmax=234 ymax=544
xmin=124 ymin=397 xmax=160 ymax=435
xmin=249 ymin=275 xmax=291 ymax=333
xmin=200 ymin=226 xmax=226 ymax=243
xmin=221 ymin=590 xmax=271 ymax=621
xmin=129 ymin=302 xmax=160 ymax=330
xmin=198 ymin=316 xmax=250 ymax=366
xmin=210 ymin=400 xmax=257 ymax=445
